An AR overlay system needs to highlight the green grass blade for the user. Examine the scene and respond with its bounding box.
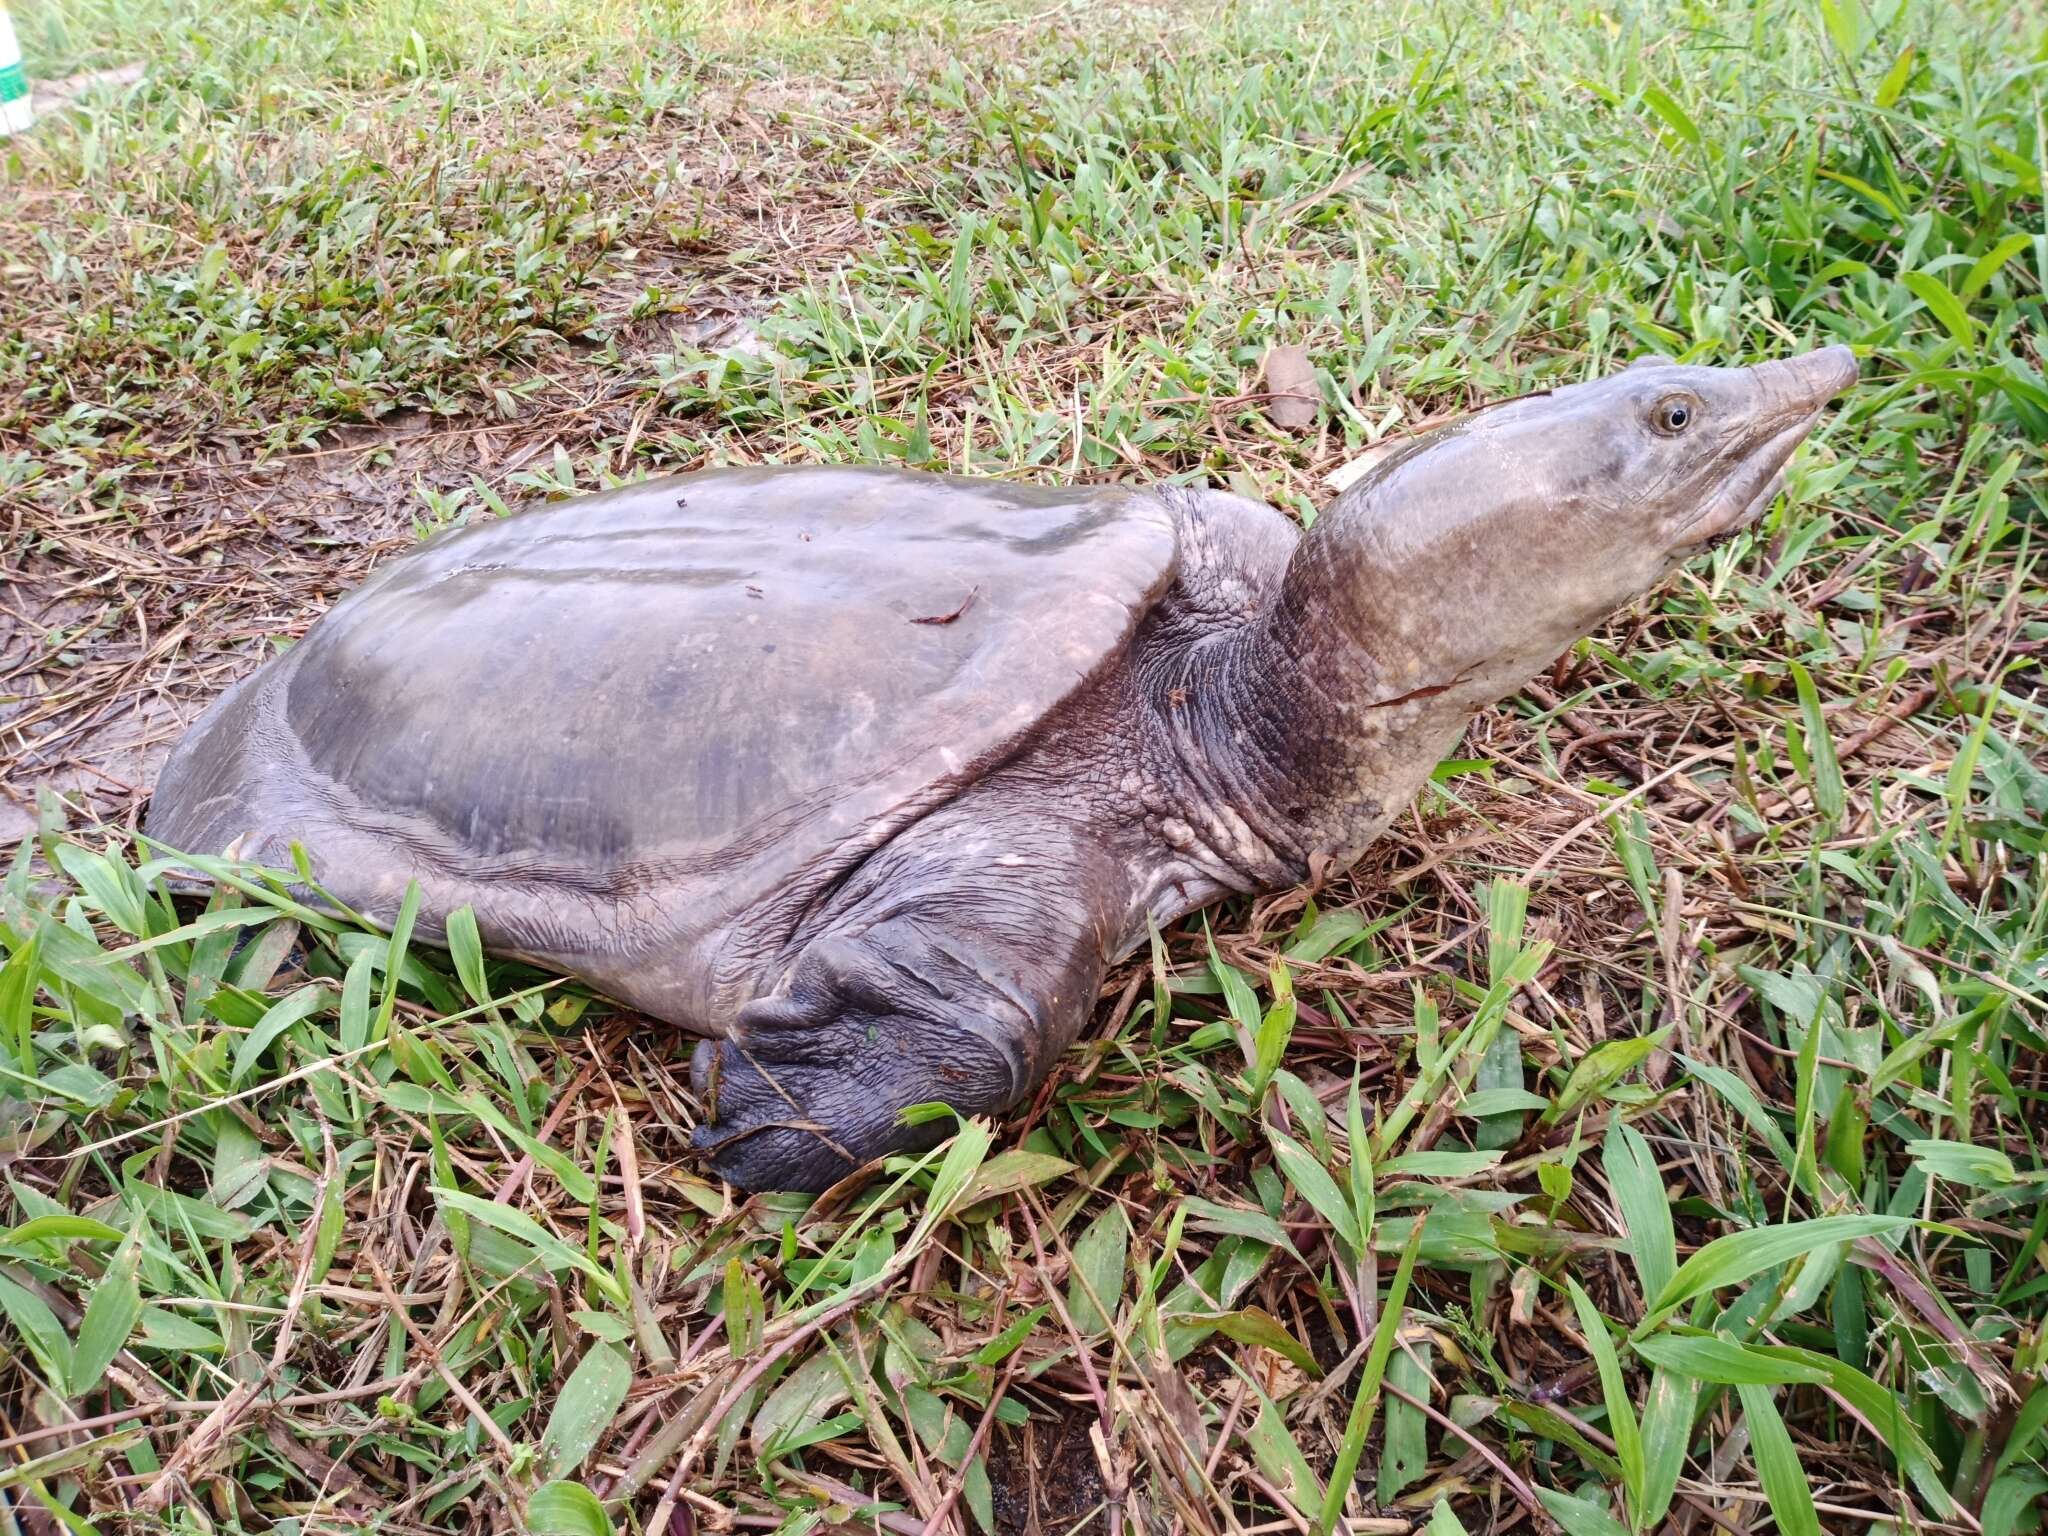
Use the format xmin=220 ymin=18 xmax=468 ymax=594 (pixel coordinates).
xmin=1640 ymin=1216 xmax=1913 ymax=1329
xmin=1604 ymin=1122 xmax=1676 ymax=1307
xmin=1316 ymin=1221 xmax=1421 ymax=1535
xmin=68 ymin=1227 xmax=143 ymax=1397
xmin=541 ymin=1342 xmax=631 ymax=1478
xmin=1268 ymin=1128 xmax=1363 ymax=1255
xmin=1735 ymin=1383 xmax=1822 ymax=1536
xmin=1569 ymin=1277 xmax=1644 ymax=1518
xmin=1637 ymin=1365 xmax=1700 ymax=1529
xmin=1631 ymin=1333 xmax=1831 ymax=1385
xmin=526 ymin=1480 xmax=614 ymax=1536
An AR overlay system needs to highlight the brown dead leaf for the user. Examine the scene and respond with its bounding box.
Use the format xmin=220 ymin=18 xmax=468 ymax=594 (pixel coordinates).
xmin=1261 ymin=344 xmax=1319 ymax=430
xmin=1247 ymin=1344 xmax=1309 ymax=1400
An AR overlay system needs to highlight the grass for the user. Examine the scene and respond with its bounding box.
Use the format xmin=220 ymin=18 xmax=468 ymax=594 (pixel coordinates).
xmin=1 ymin=0 xmax=2046 ymax=1531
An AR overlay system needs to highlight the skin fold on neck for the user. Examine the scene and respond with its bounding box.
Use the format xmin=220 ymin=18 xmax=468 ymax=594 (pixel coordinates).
xmin=1139 ymin=539 xmax=1479 ymax=890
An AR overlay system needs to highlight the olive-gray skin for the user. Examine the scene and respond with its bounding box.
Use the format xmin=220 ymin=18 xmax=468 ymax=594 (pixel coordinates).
xmin=148 ymin=347 xmax=1857 ymax=1191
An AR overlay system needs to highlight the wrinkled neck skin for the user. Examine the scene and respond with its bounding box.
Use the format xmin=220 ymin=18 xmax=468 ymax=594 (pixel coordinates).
xmin=1142 ymin=474 xmax=1639 ymax=901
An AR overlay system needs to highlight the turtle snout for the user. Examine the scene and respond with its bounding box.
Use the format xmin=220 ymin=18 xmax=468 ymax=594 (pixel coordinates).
xmin=1749 ymin=344 xmax=1859 ymax=418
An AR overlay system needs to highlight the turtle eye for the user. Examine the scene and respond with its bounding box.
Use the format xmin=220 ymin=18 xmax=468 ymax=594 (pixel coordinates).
xmin=1651 ymin=394 xmax=1699 ymax=435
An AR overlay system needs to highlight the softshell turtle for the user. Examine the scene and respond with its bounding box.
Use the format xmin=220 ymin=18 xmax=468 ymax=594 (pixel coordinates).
xmin=149 ymin=347 xmax=1858 ymax=1190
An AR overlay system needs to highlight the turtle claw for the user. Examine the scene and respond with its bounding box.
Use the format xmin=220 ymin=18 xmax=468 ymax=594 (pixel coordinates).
xmin=687 ymin=939 xmax=1019 ymax=1193
xmin=688 ymin=1036 xmax=890 ymax=1193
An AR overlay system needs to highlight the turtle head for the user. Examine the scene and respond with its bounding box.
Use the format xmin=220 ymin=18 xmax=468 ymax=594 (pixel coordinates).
xmin=1300 ymin=345 xmax=1858 ymax=699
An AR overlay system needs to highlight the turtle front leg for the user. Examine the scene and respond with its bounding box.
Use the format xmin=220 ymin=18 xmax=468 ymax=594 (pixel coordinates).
xmin=690 ymin=904 xmax=1105 ymax=1193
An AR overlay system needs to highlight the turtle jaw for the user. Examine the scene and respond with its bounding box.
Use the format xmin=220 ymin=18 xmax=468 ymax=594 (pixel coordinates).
xmin=1668 ymin=347 xmax=1857 ymax=553
xmin=1668 ymin=415 xmax=1806 ymax=553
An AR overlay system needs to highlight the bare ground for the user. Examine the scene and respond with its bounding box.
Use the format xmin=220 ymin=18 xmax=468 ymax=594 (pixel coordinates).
xmin=0 ymin=66 xmax=916 ymax=842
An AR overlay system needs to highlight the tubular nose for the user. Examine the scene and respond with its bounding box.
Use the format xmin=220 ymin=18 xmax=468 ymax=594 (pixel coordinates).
xmin=1751 ymin=345 xmax=1859 ymax=411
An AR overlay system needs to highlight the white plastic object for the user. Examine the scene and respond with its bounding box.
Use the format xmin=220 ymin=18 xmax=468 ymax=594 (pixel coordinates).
xmin=0 ymin=2 xmax=32 ymax=137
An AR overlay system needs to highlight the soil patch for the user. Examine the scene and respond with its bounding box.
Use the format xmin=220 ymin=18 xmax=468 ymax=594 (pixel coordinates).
xmin=987 ymin=1401 xmax=1110 ymax=1536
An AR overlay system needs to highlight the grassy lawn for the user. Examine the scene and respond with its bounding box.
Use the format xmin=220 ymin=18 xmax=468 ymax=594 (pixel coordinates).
xmin=2 ymin=0 xmax=2046 ymax=1530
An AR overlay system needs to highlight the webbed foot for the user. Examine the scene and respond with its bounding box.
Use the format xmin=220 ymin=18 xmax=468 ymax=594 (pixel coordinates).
xmin=688 ymin=936 xmax=1022 ymax=1192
